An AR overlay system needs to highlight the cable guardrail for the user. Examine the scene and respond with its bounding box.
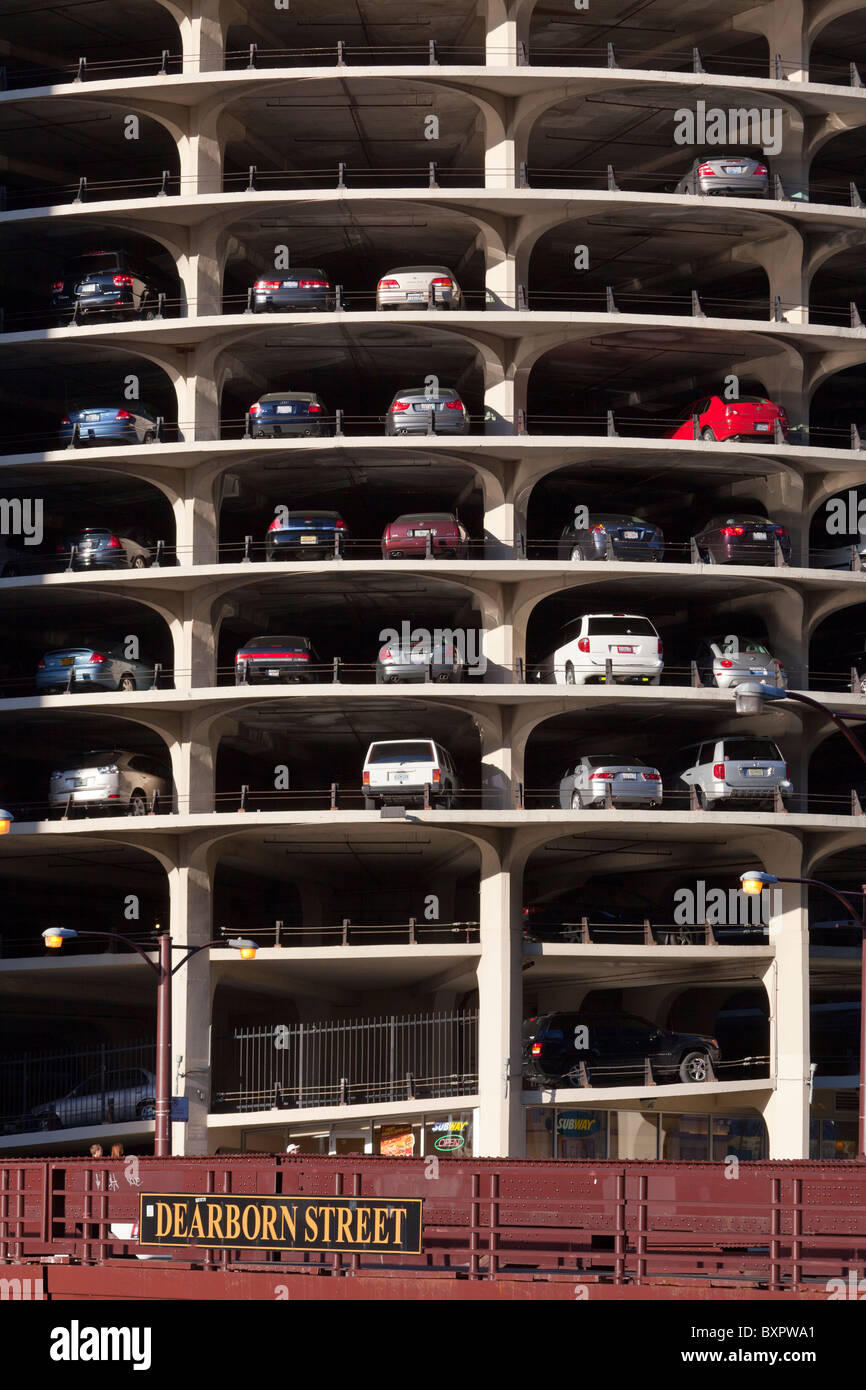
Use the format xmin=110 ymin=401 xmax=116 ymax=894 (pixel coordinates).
xmin=217 ymin=919 xmax=480 ymax=946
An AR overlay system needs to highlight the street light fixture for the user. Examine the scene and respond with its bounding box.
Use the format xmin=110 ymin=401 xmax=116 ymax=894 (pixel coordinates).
xmin=739 ymin=869 xmax=866 ymax=1158
xmin=41 ymin=926 xmax=257 ymax=1156
xmin=734 ymin=681 xmax=866 ymax=769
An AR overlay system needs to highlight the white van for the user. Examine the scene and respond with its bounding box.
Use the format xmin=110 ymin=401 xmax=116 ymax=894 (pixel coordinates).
xmin=362 ymin=739 xmax=459 ymax=809
xmin=542 ymin=613 xmax=663 ymax=686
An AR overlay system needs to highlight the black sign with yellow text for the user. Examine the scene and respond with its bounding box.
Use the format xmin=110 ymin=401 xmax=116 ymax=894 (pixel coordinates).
xmin=138 ymin=1193 xmax=423 ymax=1253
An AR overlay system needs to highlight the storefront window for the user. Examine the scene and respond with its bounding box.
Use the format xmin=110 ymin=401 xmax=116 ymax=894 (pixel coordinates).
xmin=712 ymin=1116 xmax=766 ymax=1161
xmin=374 ymin=1123 xmax=420 ymax=1156
xmin=525 ymin=1106 xmax=554 ymax=1158
xmin=424 ymin=1112 xmax=473 ymax=1158
xmin=810 ymin=1118 xmax=857 ymax=1160
xmin=555 ymin=1109 xmax=607 ymax=1159
xmin=661 ymin=1114 xmax=709 ymax=1160
xmin=610 ymin=1110 xmax=658 ymax=1159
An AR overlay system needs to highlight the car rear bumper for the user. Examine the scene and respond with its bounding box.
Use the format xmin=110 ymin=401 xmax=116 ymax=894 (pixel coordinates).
xmin=70 ymin=555 xmax=129 ymax=570
xmin=49 ymin=790 xmax=119 ymax=807
xmin=236 ymin=664 xmax=315 ymax=683
xmin=62 ymin=425 xmax=139 ymax=445
xmin=252 ymin=422 xmax=329 ymax=437
xmin=36 ymin=671 xmax=114 ymax=692
xmin=697 ymin=180 xmax=768 ymax=197
xmin=378 ymin=663 xmax=458 ymax=681
xmin=253 ymin=293 xmax=331 ymax=312
xmin=386 ymin=419 xmax=468 ymax=435
xmin=382 ymin=540 xmax=463 ymax=557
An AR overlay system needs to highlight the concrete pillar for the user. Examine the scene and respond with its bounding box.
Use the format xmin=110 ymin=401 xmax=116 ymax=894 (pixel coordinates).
xmin=177 ymin=106 xmax=223 ymax=197
xmin=755 ymin=839 xmax=810 ymax=1158
xmin=475 ymin=841 xmax=524 ymax=1155
xmin=158 ymin=0 xmax=231 ymax=74
xmin=168 ymin=853 xmax=215 ymax=1155
xmin=752 ymin=0 xmax=808 ymax=80
xmin=174 ymin=343 xmax=222 ymax=441
xmin=485 ymin=0 xmax=516 ymax=65
xmin=478 ymin=709 xmax=513 ymax=808
xmin=176 ymin=219 xmax=226 ymax=317
xmin=484 ymin=357 xmax=528 ymax=435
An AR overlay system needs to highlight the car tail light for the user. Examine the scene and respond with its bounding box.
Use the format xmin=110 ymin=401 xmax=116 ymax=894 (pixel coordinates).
xmin=720 ymin=526 xmax=744 ymax=536
xmin=88 ymin=653 xmax=106 ymax=664
xmin=590 ymin=771 xmax=613 ymax=779
xmin=298 ymin=279 xmax=328 ymax=288
xmin=720 ymin=658 xmax=733 ymax=668
xmin=379 ymin=648 xmax=392 ymax=661
xmin=531 ymin=1043 xmax=542 ymax=1056
xmin=115 ymin=410 xmax=132 ymax=420
xmin=432 ymin=768 xmax=441 ymax=783
xmin=754 ymin=164 xmax=768 ymax=176
xmin=107 ymin=536 xmax=122 ymax=549
xmin=444 ymin=399 xmax=464 ymax=410
xmin=378 ymin=279 xmax=399 ymax=288
xmin=657 ymin=639 xmax=663 ymax=655
xmin=590 ymin=523 xmax=606 ymax=532
xmin=37 ymin=659 xmax=45 ymax=669
xmin=249 ymin=402 xmax=260 ymax=415
xmin=431 ymin=278 xmax=452 ymax=287
xmin=363 ymin=770 xmax=370 ymax=785
xmin=267 ymin=518 xmax=283 ymax=532
xmin=52 ymin=281 xmax=64 ymax=291
xmin=775 ymin=526 xmax=789 ymax=538
xmin=254 ymin=280 xmax=280 ymax=289
xmin=644 ymin=771 xmax=661 ymax=781
xmin=334 ymin=519 xmax=346 ymax=530
xmin=235 ymin=652 xmax=246 ymax=662
xmin=112 ymin=275 xmax=134 ymax=287
xmin=697 ymin=164 xmax=716 ymax=175
xmin=61 ymin=415 xmax=70 ymax=425
xmin=713 ymin=763 xmax=727 ymax=780
xmin=390 ymin=400 xmax=410 ymax=412
xmin=307 ymin=403 xmax=322 ymax=413
xmin=577 ymin=637 xmax=590 ymax=652
xmin=785 ymin=763 xmax=790 ymax=779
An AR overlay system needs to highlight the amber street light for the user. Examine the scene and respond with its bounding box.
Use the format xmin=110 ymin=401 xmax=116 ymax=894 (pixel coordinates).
xmin=740 ymin=869 xmax=866 ymax=1159
xmin=41 ymin=926 xmax=257 ymax=1155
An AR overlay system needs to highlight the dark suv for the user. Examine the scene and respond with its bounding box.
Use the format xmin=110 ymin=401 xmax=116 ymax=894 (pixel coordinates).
xmin=522 ymin=1012 xmax=720 ymax=1086
xmin=52 ymin=251 xmax=158 ymax=323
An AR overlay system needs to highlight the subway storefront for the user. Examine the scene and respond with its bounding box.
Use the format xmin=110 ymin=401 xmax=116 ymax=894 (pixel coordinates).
xmin=525 ymin=1108 xmax=767 ymax=1160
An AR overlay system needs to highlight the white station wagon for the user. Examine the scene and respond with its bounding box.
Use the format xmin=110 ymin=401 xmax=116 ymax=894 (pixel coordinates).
xmin=541 ymin=613 xmax=663 ymax=686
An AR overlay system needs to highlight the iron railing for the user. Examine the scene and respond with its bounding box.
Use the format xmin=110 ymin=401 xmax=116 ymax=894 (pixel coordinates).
xmin=0 ymin=1039 xmax=155 ymax=1136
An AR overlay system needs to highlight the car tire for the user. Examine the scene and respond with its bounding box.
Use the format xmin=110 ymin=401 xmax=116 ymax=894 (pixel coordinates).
xmin=701 ymin=427 xmax=715 ymax=441
xmin=118 ymin=675 xmax=136 ymax=692
xmin=439 ymin=791 xmax=454 ymax=810
xmin=696 ymin=787 xmax=711 ymax=809
xmin=131 ymin=555 xmax=148 ymax=569
xmin=679 ymin=1050 xmax=710 ymax=1083
xmin=569 ymin=546 xmax=584 ymax=562
xmin=140 ymin=304 xmax=158 ymax=321
xmin=143 ymin=431 xmax=155 ymax=444
xmin=565 ymin=662 xmax=576 ymax=685
xmin=570 ymin=791 xmax=583 ymax=810
xmin=128 ymin=791 xmax=148 ymax=815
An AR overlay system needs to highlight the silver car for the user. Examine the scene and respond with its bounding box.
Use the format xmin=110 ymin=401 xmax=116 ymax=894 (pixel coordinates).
xmin=49 ymin=749 xmax=170 ymax=816
xmin=678 ymin=736 xmax=792 ymax=810
xmin=675 ymin=154 xmax=769 ymax=198
xmin=694 ymin=636 xmax=786 ymax=690
xmin=36 ymin=643 xmax=154 ymax=694
xmin=384 ymin=387 xmax=469 ymax=436
xmin=375 ymin=637 xmax=464 ymax=684
xmin=559 ymin=755 xmax=663 ymax=809
xmin=30 ymin=1067 xmax=156 ymax=1130
xmin=376 ymin=265 xmax=463 ymax=311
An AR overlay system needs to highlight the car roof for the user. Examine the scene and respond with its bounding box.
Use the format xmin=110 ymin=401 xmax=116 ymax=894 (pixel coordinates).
xmin=393 ymin=512 xmax=457 ymax=523
xmin=392 ymin=386 xmax=458 ymax=397
xmin=258 ymin=391 xmax=317 ymax=401
xmin=384 ymin=265 xmax=454 ymax=274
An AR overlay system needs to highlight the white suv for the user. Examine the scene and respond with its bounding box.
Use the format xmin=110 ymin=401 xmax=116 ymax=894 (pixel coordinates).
xmin=362 ymin=739 xmax=459 ymax=809
xmin=541 ymin=613 xmax=663 ymax=686
xmin=49 ymin=749 xmax=170 ymax=816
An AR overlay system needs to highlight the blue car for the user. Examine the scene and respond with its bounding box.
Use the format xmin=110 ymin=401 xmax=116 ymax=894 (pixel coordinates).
xmin=61 ymin=406 xmax=158 ymax=448
xmin=265 ymin=510 xmax=348 ymax=561
xmin=36 ymin=644 xmax=155 ymax=694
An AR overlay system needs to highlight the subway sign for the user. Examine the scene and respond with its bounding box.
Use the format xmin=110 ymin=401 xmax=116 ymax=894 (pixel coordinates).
xmin=138 ymin=1193 xmax=423 ymax=1254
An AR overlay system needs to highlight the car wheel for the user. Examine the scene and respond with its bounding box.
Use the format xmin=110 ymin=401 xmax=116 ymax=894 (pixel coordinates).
xmin=439 ymin=790 xmax=454 ymax=810
xmin=128 ymin=791 xmax=148 ymax=815
xmin=143 ymin=431 xmax=155 ymax=444
xmin=118 ymin=675 xmax=136 ymax=692
xmin=131 ymin=555 xmax=148 ymax=569
xmin=570 ymin=791 xmax=583 ymax=810
xmin=696 ymin=787 xmax=710 ymax=810
xmin=140 ymin=304 xmax=158 ymax=321
xmin=701 ymin=427 xmax=715 ymax=442
xmin=569 ymin=546 xmax=584 ymax=562
xmin=679 ymin=1050 xmax=710 ymax=1083
xmin=565 ymin=662 xmax=576 ymax=685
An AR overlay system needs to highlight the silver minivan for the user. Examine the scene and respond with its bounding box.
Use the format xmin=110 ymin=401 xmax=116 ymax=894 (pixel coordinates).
xmin=362 ymin=739 xmax=459 ymax=808
xmin=49 ymin=749 xmax=170 ymax=816
xmin=678 ymin=736 xmax=792 ymax=810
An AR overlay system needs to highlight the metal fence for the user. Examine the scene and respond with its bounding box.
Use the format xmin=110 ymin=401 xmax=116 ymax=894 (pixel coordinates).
xmin=0 ymin=1040 xmax=155 ymax=1136
xmin=213 ymin=1010 xmax=478 ymax=1112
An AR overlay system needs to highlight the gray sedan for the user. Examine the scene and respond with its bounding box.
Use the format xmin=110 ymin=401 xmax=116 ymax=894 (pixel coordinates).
xmin=694 ymin=636 xmax=786 ymax=690
xmin=675 ymin=155 xmax=769 ymax=198
xmin=385 ymin=387 xmax=469 ymax=436
xmin=559 ymin=755 xmax=663 ymax=809
xmin=36 ymin=644 xmax=155 ymax=694
xmin=376 ymin=638 xmax=464 ymax=684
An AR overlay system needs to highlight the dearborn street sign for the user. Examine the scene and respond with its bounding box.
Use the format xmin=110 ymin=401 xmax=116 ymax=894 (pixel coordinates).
xmin=139 ymin=1193 xmax=423 ymax=1254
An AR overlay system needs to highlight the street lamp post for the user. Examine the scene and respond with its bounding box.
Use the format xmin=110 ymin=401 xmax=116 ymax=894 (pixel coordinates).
xmin=740 ymin=869 xmax=866 ymax=1159
xmin=42 ymin=926 xmax=257 ymax=1157
xmin=734 ymin=681 xmax=866 ymax=769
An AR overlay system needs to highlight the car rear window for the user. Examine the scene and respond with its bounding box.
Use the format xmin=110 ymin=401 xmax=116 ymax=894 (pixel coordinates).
xmin=585 ymin=754 xmax=645 ymax=767
xmin=244 ymin=636 xmax=309 ymax=650
xmin=276 ymin=512 xmax=339 ymax=525
xmin=68 ymin=254 xmax=122 ymax=274
xmin=586 ymin=617 xmax=656 ymax=636
xmin=394 ymin=514 xmax=456 ymax=525
xmin=367 ymin=742 xmax=436 ymax=763
xmin=59 ymin=750 xmax=120 ymax=770
xmin=723 ymin=739 xmax=782 ymax=760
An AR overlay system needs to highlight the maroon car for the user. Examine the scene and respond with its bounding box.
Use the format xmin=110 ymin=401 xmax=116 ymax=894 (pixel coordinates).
xmin=381 ymin=512 xmax=470 ymax=560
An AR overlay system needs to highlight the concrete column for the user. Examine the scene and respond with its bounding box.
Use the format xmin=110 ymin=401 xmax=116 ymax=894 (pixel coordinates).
xmin=475 ymin=841 xmax=524 ymax=1155
xmin=752 ymin=229 xmax=809 ymax=324
xmin=485 ymin=0 xmax=516 ymax=65
xmin=158 ymin=0 xmax=231 ymax=74
xmin=752 ymin=0 xmax=808 ymax=80
xmin=754 ymin=839 xmax=810 ymax=1158
xmin=478 ymin=709 xmax=513 ymax=808
xmin=484 ymin=358 xmax=528 ymax=435
xmin=176 ymin=105 xmax=223 ymax=198
xmin=177 ymin=219 xmax=226 ymax=317
xmin=168 ymin=852 xmax=215 ymax=1155
xmin=174 ymin=343 xmax=222 ymax=441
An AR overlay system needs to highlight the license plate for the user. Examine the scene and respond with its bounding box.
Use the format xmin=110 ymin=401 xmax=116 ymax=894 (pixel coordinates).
xmin=749 ymin=668 xmax=764 ymax=675
xmin=300 ymin=535 xmax=317 ymax=544
xmin=60 ymin=657 xmax=74 ymax=666
xmin=407 ymin=292 xmax=426 ymax=301
xmin=276 ymin=405 xmax=295 ymax=414
xmin=752 ymin=531 xmax=767 ymax=540
xmin=79 ymin=284 xmax=98 ymax=293
xmin=410 ymin=529 xmax=430 ymax=536
xmin=412 ymin=403 xmax=434 ymax=411
xmin=745 ymin=767 xmax=766 ymax=777
xmin=282 ymin=281 xmax=298 ymax=288
xmin=389 ymin=771 xmax=409 ymax=782
xmin=70 ymin=778 xmax=85 ymax=787
xmin=623 ymin=531 xmax=638 ymax=539
xmin=620 ymin=772 xmax=637 ymax=780
xmin=84 ymin=413 xmax=100 ymax=421
xmin=724 ymin=165 xmax=746 ymax=174
xmin=754 ymin=423 xmax=770 ymax=432
xmin=615 ymin=645 xmax=635 ymax=654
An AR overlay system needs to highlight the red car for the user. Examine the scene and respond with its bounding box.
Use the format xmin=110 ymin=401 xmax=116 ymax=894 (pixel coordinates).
xmin=381 ymin=512 xmax=470 ymax=560
xmin=668 ymin=395 xmax=788 ymax=444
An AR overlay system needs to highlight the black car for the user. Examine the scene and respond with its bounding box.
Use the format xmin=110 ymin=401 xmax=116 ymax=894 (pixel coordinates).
xmin=249 ymin=392 xmax=332 ymax=438
xmin=52 ymin=251 xmax=158 ymax=323
xmin=522 ymin=1011 xmax=720 ymax=1086
xmin=251 ymin=268 xmax=332 ymax=313
xmin=265 ymin=511 xmax=348 ymax=561
xmin=694 ymin=514 xmax=791 ymax=566
xmin=62 ymin=527 xmax=157 ymax=571
xmin=234 ymin=634 xmax=321 ymax=684
xmin=557 ymin=513 xmax=664 ymax=563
